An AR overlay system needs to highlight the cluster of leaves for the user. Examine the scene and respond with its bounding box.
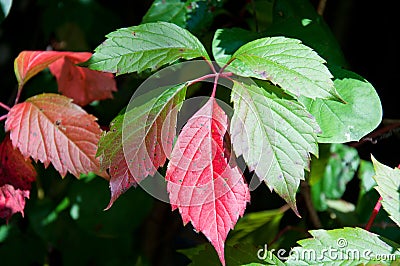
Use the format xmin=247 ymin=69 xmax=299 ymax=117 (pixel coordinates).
xmin=1 ymin=0 xmax=399 ymax=265
xmin=1 ymin=51 xmax=117 ymax=221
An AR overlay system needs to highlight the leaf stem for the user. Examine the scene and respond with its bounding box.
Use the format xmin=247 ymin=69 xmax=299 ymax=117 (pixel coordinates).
xmin=0 ymin=102 xmax=11 ymax=111
xmin=0 ymin=114 xmax=8 ymax=121
xmin=211 ymin=74 xmax=219 ymax=98
xmin=15 ymin=87 xmax=22 ymax=104
xmin=219 ymin=57 xmax=235 ymax=74
xmin=365 ymin=196 xmax=382 ymax=231
xmin=186 ymin=72 xmax=233 ymax=87
xmin=203 ymin=56 xmax=217 ymax=74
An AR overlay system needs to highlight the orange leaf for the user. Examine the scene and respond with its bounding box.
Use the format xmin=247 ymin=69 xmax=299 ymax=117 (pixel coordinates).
xmin=14 ymin=51 xmax=64 ymax=88
xmin=5 ymin=93 xmax=107 ymax=178
xmin=14 ymin=51 xmax=117 ymax=106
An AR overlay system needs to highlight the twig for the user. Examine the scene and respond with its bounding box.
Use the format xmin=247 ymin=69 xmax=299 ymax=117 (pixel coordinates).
xmin=0 ymin=102 xmax=11 ymax=111
xmin=317 ymin=0 xmax=328 ymax=16
xmin=349 ymin=122 xmax=400 ymax=148
xmin=300 ymin=180 xmax=322 ymax=228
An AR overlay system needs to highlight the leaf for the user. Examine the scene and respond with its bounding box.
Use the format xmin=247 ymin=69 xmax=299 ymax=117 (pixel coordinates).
xmin=48 ymin=52 xmax=117 ymax=106
xmin=227 ymin=206 xmax=288 ymax=246
xmin=227 ymin=37 xmax=340 ymax=100
xmin=14 ymin=51 xmax=64 ymax=89
xmin=86 ymin=21 xmax=210 ymax=75
xmin=14 ymin=51 xmax=117 ymax=105
xmin=97 ymin=84 xmax=187 ymax=208
xmin=230 ymin=81 xmax=319 ymax=214
xmin=0 ymin=0 xmax=12 ymax=23
xmin=142 ymin=0 xmax=187 ymax=28
xmin=300 ymin=66 xmax=382 ymax=143
xmin=371 ymin=156 xmax=400 ymax=227
xmin=0 ymin=185 xmax=29 ymax=222
xmin=310 ymin=144 xmax=360 ymax=211
xmin=286 ymin=227 xmax=400 ymax=265
xmin=166 ymin=98 xmax=250 ymax=266
xmin=5 ymin=93 xmax=106 ymax=178
xmin=0 ymin=135 xmax=36 ymax=221
xmin=212 ymin=28 xmax=262 ymax=66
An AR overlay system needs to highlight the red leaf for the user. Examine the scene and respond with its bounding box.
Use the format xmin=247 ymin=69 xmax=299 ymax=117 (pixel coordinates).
xmin=97 ymin=84 xmax=186 ymax=208
xmin=14 ymin=51 xmax=64 ymax=88
xmin=48 ymin=52 xmax=117 ymax=106
xmin=166 ymin=98 xmax=250 ymax=265
xmin=5 ymin=93 xmax=107 ymax=178
xmin=14 ymin=51 xmax=117 ymax=106
xmin=0 ymin=135 xmax=36 ymax=221
xmin=0 ymin=185 xmax=30 ymax=222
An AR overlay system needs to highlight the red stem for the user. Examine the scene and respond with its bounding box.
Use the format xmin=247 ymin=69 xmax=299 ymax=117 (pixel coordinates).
xmin=0 ymin=114 xmax=8 ymax=121
xmin=203 ymin=56 xmax=217 ymax=74
xmin=365 ymin=196 xmax=383 ymax=231
xmin=0 ymin=102 xmax=11 ymax=111
xmin=210 ymin=74 xmax=219 ymax=98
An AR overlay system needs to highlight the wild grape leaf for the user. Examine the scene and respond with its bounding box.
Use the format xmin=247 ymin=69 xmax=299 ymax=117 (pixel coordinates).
xmin=14 ymin=51 xmax=64 ymax=88
xmin=230 ymin=81 xmax=319 ymax=214
xmin=142 ymin=0 xmax=187 ymax=28
xmin=86 ymin=21 xmax=210 ymax=75
xmin=300 ymin=67 xmax=382 ymax=143
xmin=48 ymin=52 xmax=117 ymax=106
xmin=14 ymin=51 xmax=117 ymax=105
xmin=286 ymin=227 xmax=400 ymax=265
xmin=97 ymin=84 xmax=187 ymax=208
xmin=166 ymin=98 xmax=250 ymax=266
xmin=0 ymin=135 xmax=36 ymax=221
xmin=227 ymin=37 xmax=340 ymax=100
xmin=5 ymin=93 xmax=106 ymax=178
xmin=0 ymin=185 xmax=29 ymax=222
xmin=371 ymin=156 xmax=400 ymax=227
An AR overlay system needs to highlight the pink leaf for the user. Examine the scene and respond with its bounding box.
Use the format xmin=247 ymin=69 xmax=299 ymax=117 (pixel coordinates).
xmin=0 ymin=135 xmax=36 ymax=221
xmin=0 ymin=185 xmax=30 ymax=222
xmin=5 ymin=93 xmax=107 ymax=178
xmin=166 ymin=98 xmax=250 ymax=266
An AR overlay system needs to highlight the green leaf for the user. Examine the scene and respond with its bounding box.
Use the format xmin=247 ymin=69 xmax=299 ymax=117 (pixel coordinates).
xmin=300 ymin=66 xmax=382 ymax=143
xmin=0 ymin=0 xmax=12 ymax=23
xmin=212 ymin=28 xmax=262 ymax=66
xmin=179 ymin=243 xmax=284 ymax=266
xmin=358 ymin=160 xmax=377 ymax=196
xmin=372 ymin=156 xmax=400 ymax=227
xmin=186 ymin=0 xmax=223 ymax=35
xmin=227 ymin=206 xmax=288 ymax=246
xmin=286 ymin=227 xmax=400 ymax=265
xmin=142 ymin=0 xmax=187 ymax=28
xmin=86 ymin=22 xmax=209 ymax=75
xmin=310 ymin=144 xmax=360 ymax=211
xmin=230 ymin=81 xmax=320 ymax=214
xmin=227 ymin=36 xmax=340 ymax=100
